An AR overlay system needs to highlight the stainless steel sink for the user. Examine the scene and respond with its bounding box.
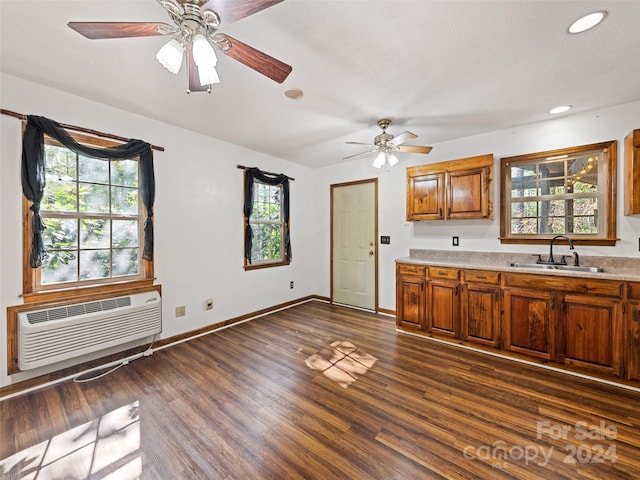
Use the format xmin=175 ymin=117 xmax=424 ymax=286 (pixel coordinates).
xmin=508 ymin=263 xmax=604 ymax=273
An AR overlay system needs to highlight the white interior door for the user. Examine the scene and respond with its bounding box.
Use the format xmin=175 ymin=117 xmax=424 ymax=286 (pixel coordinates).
xmin=332 ymin=181 xmax=376 ymax=310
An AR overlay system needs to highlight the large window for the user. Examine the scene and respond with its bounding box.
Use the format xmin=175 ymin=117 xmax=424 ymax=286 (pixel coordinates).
xmin=243 ymin=167 xmax=291 ymax=269
xmin=23 ymin=131 xmax=154 ymax=295
xmin=500 ymin=141 xmax=617 ymax=245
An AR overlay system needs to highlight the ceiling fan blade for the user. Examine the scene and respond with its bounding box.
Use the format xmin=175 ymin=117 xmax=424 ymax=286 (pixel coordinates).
xmin=214 ymin=34 xmax=292 ymax=83
xmin=186 ymin=48 xmax=209 ymax=93
xmin=68 ymin=22 xmax=176 ymax=39
xmin=343 ymin=148 xmax=379 ymax=160
xmin=346 ymin=141 xmax=376 ymax=147
xmin=396 ymin=145 xmax=433 ymax=154
xmin=390 ymin=131 xmax=418 ymax=146
xmin=199 ymin=0 xmax=284 ymax=28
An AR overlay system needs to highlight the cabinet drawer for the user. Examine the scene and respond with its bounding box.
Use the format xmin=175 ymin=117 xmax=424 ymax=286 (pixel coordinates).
xmin=429 ymin=267 xmax=460 ymax=280
xmin=397 ymin=263 xmax=426 ymax=276
xmin=463 ymin=269 xmax=501 ymax=285
xmin=629 ymin=282 xmax=640 ymax=300
xmin=504 ymin=273 xmax=624 ymax=298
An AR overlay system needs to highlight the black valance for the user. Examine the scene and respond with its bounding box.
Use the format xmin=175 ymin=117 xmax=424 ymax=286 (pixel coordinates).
xmin=21 ymin=115 xmax=155 ymax=267
xmin=243 ymin=167 xmax=291 ymax=264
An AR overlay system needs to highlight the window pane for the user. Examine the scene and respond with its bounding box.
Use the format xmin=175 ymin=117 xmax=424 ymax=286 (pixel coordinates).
xmin=79 ymin=183 xmax=109 ymax=213
xmin=79 ymin=249 xmax=111 ymax=280
xmin=511 ymin=201 xmax=537 ymax=219
xmin=251 ymin=183 xmax=282 ymax=221
xmin=78 ymin=155 xmax=109 ymax=184
xmin=42 ymin=180 xmax=77 ymax=212
xmin=113 ymin=248 xmax=139 ymax=277
xmin=45 ymin=144 xmax=76 ymax=180
xmin=250 ymin=223 xmax=282 ymax=262
xmin=111 ymin=159 xmax=138 ymax=187
xmin=112 ymin=220 xmax=139 ymax=248
xmin=511 ymin=218 xmax=538 ymax=234
xmin=111 ymin=186 xmax=138 ymax=214
xmin=41 ymin=251 xmax=78 ymax=285
xmin=42 ymin=218 xmax=77 ymax=249
xmin=81 ymin=218 xmax=110 ymax=248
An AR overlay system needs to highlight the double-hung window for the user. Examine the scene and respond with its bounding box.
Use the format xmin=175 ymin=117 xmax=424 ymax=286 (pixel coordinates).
xmin=243 ymin=167 xmax=291 ymax=269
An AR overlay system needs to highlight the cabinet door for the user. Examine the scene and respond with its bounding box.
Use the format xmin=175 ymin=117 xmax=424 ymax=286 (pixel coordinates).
xmin=504 ymin=288 xmax=556 ymax=360
xmin=624 ymin=129 xmax=640 ymax=215
xmin=396 ymin=275 xmax=426 ymax=330
xmin=428 ymin=280 xmax=460 ymax=338
xmin=629 ymin=303 xmax=640 ymax=380
xmin=461 ymin=284 xmax=500 ymax=347
xmin=406 ymin=173 xmax=444 ymax=220
xmin=446 ymin=167 xmax=490 ymax=219
xmin=560 ymin=294 xmax=622 ymax=376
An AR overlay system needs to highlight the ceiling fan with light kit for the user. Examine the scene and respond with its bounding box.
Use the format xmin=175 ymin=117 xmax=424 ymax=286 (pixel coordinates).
xmin=68 ymin=0 xmax=292 ymax=93
xmin=344 ymin=119 xmax=433 ymax=168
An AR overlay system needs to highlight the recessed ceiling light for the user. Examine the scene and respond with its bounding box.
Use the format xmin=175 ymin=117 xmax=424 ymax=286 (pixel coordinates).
xmin=568 ymin=11 xmax=607 ymax=34
xmin=284 ymin=87 xmax=304 ymax=100
xmin=549 ymin=105 xmax=572 ymax=114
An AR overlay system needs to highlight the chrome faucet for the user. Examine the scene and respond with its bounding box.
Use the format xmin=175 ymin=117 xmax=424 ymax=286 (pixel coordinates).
xmin=538 ymin=235 xmax=576 ymax=265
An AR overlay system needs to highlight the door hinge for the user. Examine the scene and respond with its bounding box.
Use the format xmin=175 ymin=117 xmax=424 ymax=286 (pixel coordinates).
xmin=622 ymin=303 xmax=626 ymax=314
xmin=560 ymin=301 xmax=566 ymax=312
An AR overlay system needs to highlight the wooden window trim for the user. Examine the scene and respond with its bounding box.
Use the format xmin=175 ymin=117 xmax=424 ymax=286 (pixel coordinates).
xmin=21 ymin=128 xmax=154 ymax=302
xmin=499 ymin=141 xmax=618 ymax=246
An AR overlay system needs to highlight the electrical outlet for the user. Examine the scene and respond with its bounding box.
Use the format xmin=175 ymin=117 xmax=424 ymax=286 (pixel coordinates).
xmin=380 ymin=235 xmax=391 ymax=245
xmin=175 ymin=305 xmax=186 ymax=317
xmin=204 ymin=299 xmax=213 ymax=310
xmin=452 ymin=236 xmax=459 ymax=246
xmin=290 ymin=281 xmax=294 ymax=289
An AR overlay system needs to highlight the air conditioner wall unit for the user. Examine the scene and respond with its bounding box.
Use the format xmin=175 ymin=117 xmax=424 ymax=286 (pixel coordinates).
xmin=17 ymin=290 xmax=162 ymax=371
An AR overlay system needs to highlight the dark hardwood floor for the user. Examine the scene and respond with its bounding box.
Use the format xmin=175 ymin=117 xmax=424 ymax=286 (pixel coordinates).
xmin=2 ymin=300 xmax=640 ymax=479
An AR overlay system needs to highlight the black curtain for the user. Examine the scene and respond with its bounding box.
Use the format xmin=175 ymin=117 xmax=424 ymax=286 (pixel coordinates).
xmin=21 ymin=115 xmax=155 ymax=268
xmin=243 ymin=167 xmax=291 ymax=264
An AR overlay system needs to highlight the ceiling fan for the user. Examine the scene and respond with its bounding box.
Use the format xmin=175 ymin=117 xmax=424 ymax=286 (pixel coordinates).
xmin=344 ymin=119 xmax=433 ymax=168
xmin=67 ymin=0 xmax=292 ymax=93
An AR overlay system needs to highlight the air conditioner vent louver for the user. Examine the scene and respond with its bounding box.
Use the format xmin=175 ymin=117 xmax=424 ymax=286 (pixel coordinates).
xmin=25 ymin=295 xmax=133 ymax=324
xmin=18 ymin=291 xmax=161 ymax=370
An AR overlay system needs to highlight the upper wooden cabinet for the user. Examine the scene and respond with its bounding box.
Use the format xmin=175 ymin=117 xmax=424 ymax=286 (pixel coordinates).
xmin=406 ymin=154 xmax=493 ymax=221
xmin=624 ymin=129 xmax=640 ymax=215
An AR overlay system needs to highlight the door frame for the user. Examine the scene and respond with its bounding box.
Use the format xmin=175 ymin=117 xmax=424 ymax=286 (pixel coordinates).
xmin=330 ymin=178 xmax=379 ymax=312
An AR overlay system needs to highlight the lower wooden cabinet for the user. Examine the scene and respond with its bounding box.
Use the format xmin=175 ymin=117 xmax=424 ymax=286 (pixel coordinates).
xmin=428 ymin=279 xmax=460 ymax=338
xmin=461 ymin=283 xmax=500 ymax=347
xmin=396 ymin=264 xmax=426 ymax=330
xmin=629 ymin=303 xmax=640 ymax=381
xmin=396 ymin=261 xmax=635 ymax=382
xmin=504 ymin=288 xmax=556 ymax=361
xmin=561 ymin=294 xmax=622 ymax=376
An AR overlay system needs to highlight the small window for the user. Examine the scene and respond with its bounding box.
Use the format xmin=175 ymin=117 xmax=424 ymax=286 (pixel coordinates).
xmin=25 ymin=134 xmax=149 ymax=291
xmin=500 ymin=141 xmax=617 ymax=245
xmin=247 ymin=180 xmax=286 ymax=265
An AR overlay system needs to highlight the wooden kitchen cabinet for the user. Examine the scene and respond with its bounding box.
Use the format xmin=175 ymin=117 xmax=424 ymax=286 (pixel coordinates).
xmin=461 ymin=270 xmax=501 ymax=347
xmin=406 ymin=154 xmax=493 ymax=221
xmin=624 ymin=129 xmax=640 ymax=215
xmin=560 ymin=294 xmax=622 ymax=376
xmin=427 ymin=267 xmax=460 ymax=338
xmin=396 ymin=264 xmax=426 ymax=330
xmin=627 ymin=282 xmax=640 ymax=380
xmin=504 ymin=288 xmax=556 ymax=361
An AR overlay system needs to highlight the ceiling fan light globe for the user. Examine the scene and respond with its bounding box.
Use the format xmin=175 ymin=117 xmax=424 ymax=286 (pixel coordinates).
xmin=198 ymin=64 xmax=220 ymax=87
xmin=192 ymin=33 xmax=217 ymax=67
xmin=156 ymin=38 xmax=183 ymax=74
xmin=372 ymin=152 xmax=386 ymax=169
xmin=387 ymin=154 xmax=399 ymax=167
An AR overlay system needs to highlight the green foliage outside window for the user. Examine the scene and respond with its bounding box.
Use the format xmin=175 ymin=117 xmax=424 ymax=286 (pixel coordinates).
xmin=249 ymin=182 xmax=283 ymax=263
xmin=39 ymin=143 xmax=141 ymax=286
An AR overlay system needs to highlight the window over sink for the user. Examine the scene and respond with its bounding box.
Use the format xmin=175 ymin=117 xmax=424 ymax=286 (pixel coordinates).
xmin=500 ymin=141 xmax=617 ymax=245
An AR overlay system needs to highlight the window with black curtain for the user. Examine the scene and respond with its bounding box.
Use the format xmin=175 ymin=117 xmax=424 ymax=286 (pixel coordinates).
xmin=243 ymin=167 xmax=291 ymax=269
xmin=21 ymin=115 xmax=155 ymax=293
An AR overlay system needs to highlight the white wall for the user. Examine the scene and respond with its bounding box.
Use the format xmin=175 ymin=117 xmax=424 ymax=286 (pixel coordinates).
xmin=313 ymin=101 xmax=640 ymax=311
xmin=0 ymin=74 xmax=322 ymax=387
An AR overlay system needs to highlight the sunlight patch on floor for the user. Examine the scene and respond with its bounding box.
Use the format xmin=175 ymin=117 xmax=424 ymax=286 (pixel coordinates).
xmin=305 ymin=340 xmax=377 ymax=388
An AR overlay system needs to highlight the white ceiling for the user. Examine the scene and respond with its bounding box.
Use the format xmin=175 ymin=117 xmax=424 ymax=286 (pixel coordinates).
xmin=2 ymin=0 xmax=639 ymax=168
